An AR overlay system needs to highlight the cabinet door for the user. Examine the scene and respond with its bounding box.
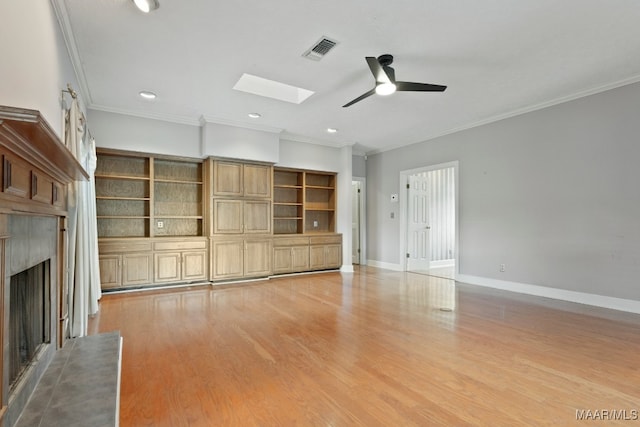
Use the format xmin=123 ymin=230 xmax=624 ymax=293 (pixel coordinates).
xmin=244 ymin=239 xmax=272 ymax=277
xmin=325 ymin=244 xmax=342 ymax=269
xmin=213 ymin=199 xmax=243 ymax=234
xmin=123 ymin=253 xmax=153 ymax=286
xmin=243 ymin=164 xmax=272 ymax=198
xmin=99 ymin=255 xmax=122 ymax=289
xmin=244 ymin=200 xmax=271 ymax=233
xmin=182 ymin=250 xmax=207 ymax=281
xmin=309 ymin=245 xmax=325 ymax=269
xmin=213 ymin=161 xmax=242 ymax=196
xmin=273 ymin=246 xmax=292 ymax=273
xmin=291 ymin=245 xmax=310 ymax=272
xmin=212 ymin=240 xmax=244 ymax=279
xmin=154 ymin=252 xmax=181 ymax=283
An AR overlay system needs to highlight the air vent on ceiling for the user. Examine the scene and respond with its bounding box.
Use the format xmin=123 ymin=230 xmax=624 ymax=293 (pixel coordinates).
xmin=302 ymin=36 xmax=338 ymax=61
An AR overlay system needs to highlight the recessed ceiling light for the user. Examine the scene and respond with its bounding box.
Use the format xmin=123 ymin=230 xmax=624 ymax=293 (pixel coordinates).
xmin=327 ymin=128 xmax=338 ymax=134
xmin=133 ymin=0 xmax=159 ymax=13
xmin=248 ymin=113 xmax=261 ymax=119
xmin=139 ymin=91 xmax=157 ymax=100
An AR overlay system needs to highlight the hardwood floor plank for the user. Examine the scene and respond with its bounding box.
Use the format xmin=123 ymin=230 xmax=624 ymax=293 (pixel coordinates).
xmin=89 ymin=267 xmax=640 ymax=426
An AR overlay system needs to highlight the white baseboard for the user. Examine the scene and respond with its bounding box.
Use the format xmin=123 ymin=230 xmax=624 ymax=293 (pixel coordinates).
xmin=366 ymin=260 xmax=403 ymax=271
xmin=340 ymin=265 xmax=355 ymax=273
xmin=456 ymin=274 xmax=640 ymax=315
xmin=430 ymin=259 xmax=455 ymax=268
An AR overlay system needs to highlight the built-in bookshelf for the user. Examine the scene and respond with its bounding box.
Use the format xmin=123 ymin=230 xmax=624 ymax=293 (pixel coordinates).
xmin=95 ymin=151 xmax=203 ymax=238
xmin=273 ymin=168 xmax=336 ymax=234
xmin=304 ymin=172 xmax=336 ymax=233
xmin=153 ymin=159 xmax=203 ymax=237
xmin=95 ymin=153 xmax=151 ymax=237
xmin=273 ymin=169 xmax=304 ymax=234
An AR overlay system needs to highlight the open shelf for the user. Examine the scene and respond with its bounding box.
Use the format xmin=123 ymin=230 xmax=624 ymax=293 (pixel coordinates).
xmin=96 ymin=150 xmax=204 ymax=238
xmin=273 ymin=167 xmax=336 ymax=234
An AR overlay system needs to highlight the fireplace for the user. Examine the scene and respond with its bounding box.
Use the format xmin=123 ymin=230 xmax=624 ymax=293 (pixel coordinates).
xmin=3 ymin=215 xmax=60 ymax=426
xmin=0 ymin=106 xmax=88 ymax=426
xmin=9 ymin=260 xmax=50 ymax=391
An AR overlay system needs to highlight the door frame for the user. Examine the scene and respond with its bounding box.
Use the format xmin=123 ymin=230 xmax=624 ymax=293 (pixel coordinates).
xmin=399 ymin=161 xmax=459 ymax=277
xmin=352 ymin=177 xmax=367 ymax=265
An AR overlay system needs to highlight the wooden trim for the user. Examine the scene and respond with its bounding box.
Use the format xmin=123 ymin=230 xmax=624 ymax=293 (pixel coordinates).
xmin=0 ymin=105 xmax=88 ymax=183
xmin=96 ymin=147 xmax=202 ymax=163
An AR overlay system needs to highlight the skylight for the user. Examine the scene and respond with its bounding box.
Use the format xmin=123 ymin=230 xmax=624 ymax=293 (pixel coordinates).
xmin=233 ymin=73 xmax=314 ymax=104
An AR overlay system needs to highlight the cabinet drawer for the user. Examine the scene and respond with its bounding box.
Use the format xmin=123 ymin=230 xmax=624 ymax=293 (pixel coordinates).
xmin=153 ymin=240 xmax=207 ymax=251
xmin=99 ymin=241 xmax=152 ymax=253
xmin=309 ymin=235 xmax=342 ymax=245
xmin=273 ymin=236 xmax=309 ymax=247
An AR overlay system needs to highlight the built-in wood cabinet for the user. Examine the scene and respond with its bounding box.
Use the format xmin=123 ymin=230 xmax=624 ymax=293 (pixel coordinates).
xmin=95 ymin=152 xmax=342 ymax=289
xmin=153 ymin=239 xmax=208 ymax=283
xmin=273 ymin=168 xmax=336 ymax=234
xmin=309 ymin=235 xmax=342 ymax=270
xmin=210 ymin=159 xmax=273 ymax=281
xmin=99 ymin=238 xmax=208 ymax=289
xmin=273 ymin=236 xmax=311 ymax=274
xmin=213 ymin=161 xmax=271 ymax=198
xmin=213 ymin=199 xmax=271 ymax=234
xmin=211 ymin=237 xmax=272 ymax=280
xmin=98 ymin=241 xmax=153 ymax=289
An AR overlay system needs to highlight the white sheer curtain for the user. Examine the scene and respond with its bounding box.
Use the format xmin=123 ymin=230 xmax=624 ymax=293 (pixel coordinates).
xmin=65 ymin=98 xmax=102 ymax=338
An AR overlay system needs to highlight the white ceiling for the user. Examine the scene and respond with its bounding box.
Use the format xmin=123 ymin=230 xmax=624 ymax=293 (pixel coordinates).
xmin=56 ymin=0 xmax=640 ymax=154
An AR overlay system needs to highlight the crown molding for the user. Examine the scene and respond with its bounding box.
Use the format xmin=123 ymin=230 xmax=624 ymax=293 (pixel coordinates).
xmin=369 ymin=73 xmax=640 ymax=156
xmin=89 ymin=104 xmax=201 ymax=126
xmin=51 ymin=0 xmax=92 ymax=106
xmin=199 ymin=115 xmax=283 ymax=134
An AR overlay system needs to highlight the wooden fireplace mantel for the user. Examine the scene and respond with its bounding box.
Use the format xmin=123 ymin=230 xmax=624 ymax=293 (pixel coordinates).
xmin=0 ymin=105 xmax=88 ymax=216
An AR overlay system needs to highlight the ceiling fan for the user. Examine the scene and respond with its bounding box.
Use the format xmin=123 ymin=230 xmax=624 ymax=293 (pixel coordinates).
xmin=343 ymin=54 xmax=447 ymax=108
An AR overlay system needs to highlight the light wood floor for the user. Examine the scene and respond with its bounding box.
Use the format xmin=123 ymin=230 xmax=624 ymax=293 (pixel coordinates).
xmin=88 ymin=266 xmax=640 ymax=426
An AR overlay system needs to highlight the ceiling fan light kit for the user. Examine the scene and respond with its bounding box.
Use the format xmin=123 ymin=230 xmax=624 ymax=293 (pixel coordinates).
xmin=343 ymin=54 xmax=446 ymax=107
xmin=375 ymin=82 xmax=396 ymax=96
xmin=133 ymin=0 xmax=159 ymax=13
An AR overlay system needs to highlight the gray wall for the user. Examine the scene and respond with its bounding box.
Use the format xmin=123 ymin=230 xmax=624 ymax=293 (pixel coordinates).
xmin=1 ymin=0 xmax=82 ymax=138
xmin=367 ymin=81 xmax=640 ymax=301
xmin=88 ymin=110 xmax=202 ymax=158
xmin=352 ymin=154 xmax=366 ymax=178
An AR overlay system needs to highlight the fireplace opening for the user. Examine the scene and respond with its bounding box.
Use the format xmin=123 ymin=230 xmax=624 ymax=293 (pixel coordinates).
xmin=9 ymin=260 xmax=51 ymax=391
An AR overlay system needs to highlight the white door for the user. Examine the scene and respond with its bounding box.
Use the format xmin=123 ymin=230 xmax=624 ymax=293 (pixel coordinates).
xmin=406 ymin=174 xmax=430 ymax=271
xmin=351 ymin=181 xmax=361 ymax=264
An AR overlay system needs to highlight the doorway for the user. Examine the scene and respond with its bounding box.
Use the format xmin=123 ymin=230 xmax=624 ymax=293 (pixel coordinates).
xmin=351 ymin=178 xmax=366 ymax=265
xmin=400 ymin=162 xmax=457 ymax=280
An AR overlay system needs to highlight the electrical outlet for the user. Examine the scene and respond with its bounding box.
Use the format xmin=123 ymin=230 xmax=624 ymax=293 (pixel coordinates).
xmin=313 ymin=220 xmax=318 ymax=228
xmin=157 ymin=221 xmax=164 ymax=229
xmin=500 ymin=263 xmax=505 ymax=272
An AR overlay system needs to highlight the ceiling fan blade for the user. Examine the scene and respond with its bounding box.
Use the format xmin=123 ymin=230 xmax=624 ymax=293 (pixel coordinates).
xmin=384 ymin=66 xmax=396 ymax=83
xmin=395 ymin=81 xmax=447 ymax=92
xmin=342 ymin=88 xmax=376 ymax=108
xmin=366 ymin=57 xmax=391 ymax=84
